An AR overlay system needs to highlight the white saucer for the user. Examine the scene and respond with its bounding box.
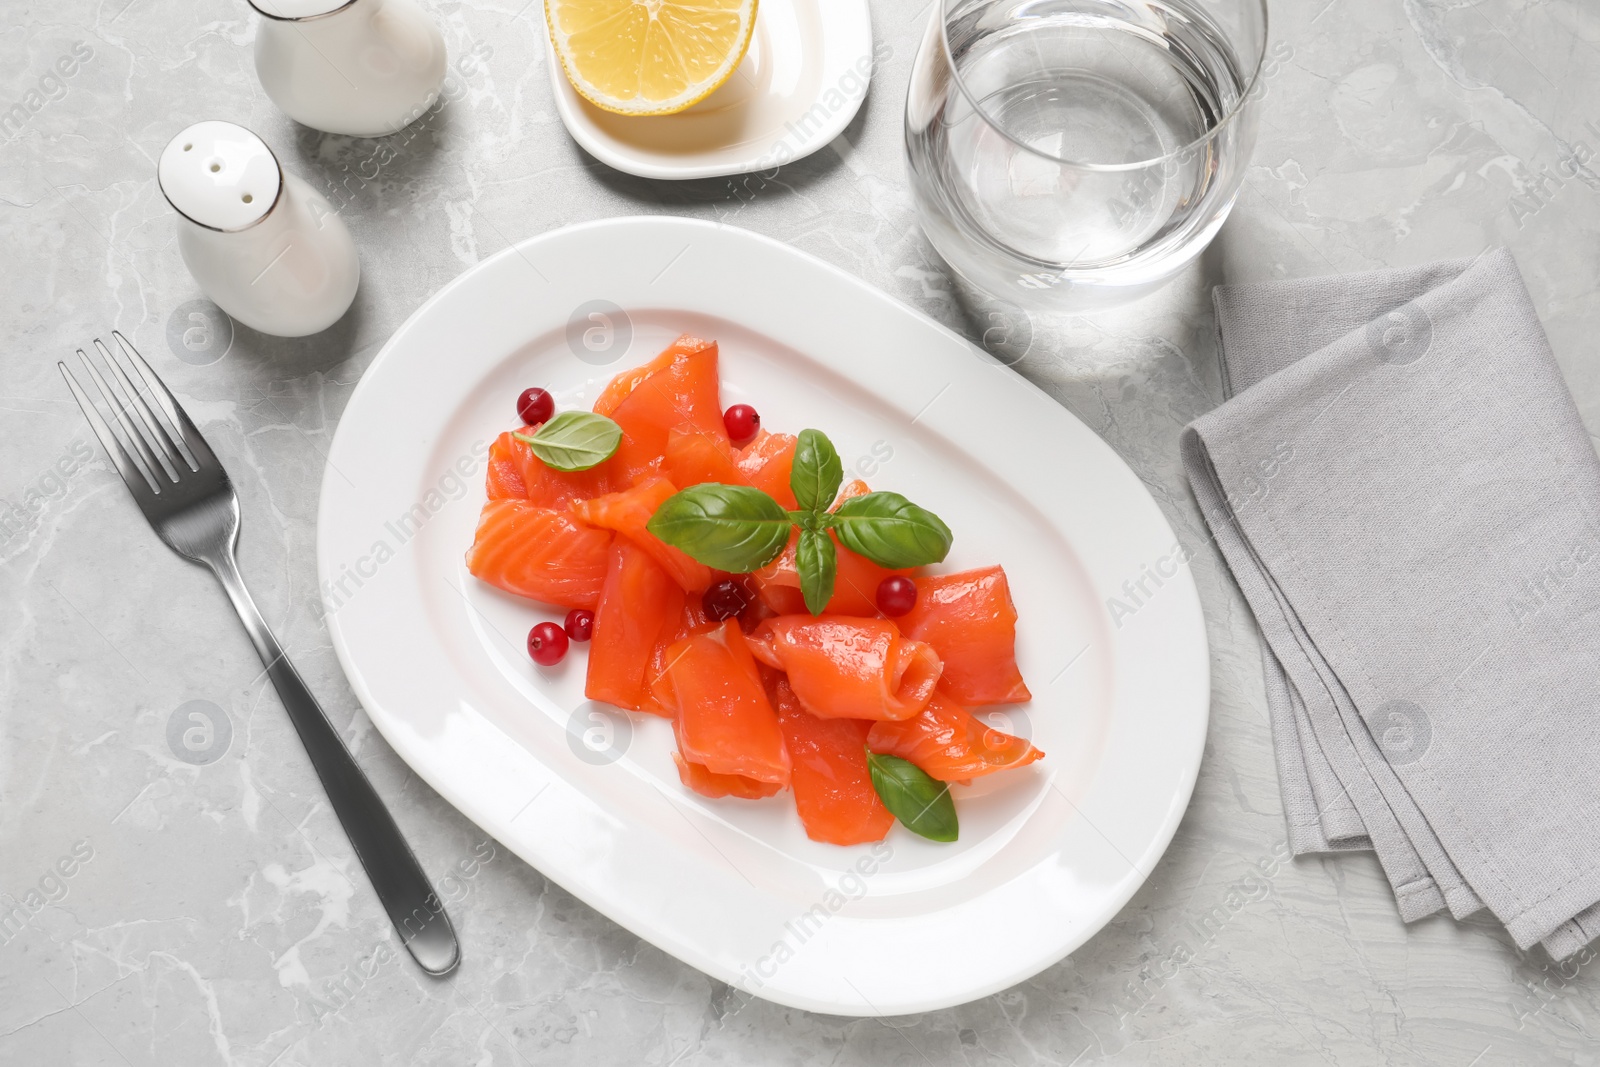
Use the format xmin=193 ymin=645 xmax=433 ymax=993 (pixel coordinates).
xmin=545 ymin=0 xmax=876 ymax=180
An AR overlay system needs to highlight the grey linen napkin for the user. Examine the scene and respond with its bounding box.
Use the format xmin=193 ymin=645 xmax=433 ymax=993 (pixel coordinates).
xmin=1181 ymin=248 xmax=1600 ymax=958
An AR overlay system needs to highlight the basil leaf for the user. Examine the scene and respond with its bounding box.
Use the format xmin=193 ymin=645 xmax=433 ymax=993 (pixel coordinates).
xmin=796 ymin=528 xmax=836 ymax=615
xmin=866 ymin=750 xmax=958 ymax=842
xmin=831 ymin=492 xmax=953 ymax=569
xmin=790 ymin=428 xmax=843 ymax=514
xmin=514 ymin=411 xmax=621 ymax=472
xmin=646 ymin=483 xmax=794 ymax=572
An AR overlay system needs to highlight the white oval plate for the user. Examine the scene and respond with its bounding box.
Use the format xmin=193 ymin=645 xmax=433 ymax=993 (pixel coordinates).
xmin=544 ymin=0 xmax=875 ymax=179
xmin=317 ymin=216 xmax=1208 ymax=1015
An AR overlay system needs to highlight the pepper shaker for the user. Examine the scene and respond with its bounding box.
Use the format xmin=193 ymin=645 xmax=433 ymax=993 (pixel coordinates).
xmin=250 ymin=0 xmax=448 ymax=137
xmin=158 ymin=121 xmax=360 ymax=338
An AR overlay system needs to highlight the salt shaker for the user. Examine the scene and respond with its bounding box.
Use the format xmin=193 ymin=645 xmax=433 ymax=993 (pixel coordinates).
xmin=250 ymin=0 xmax=448 ymax=137
xmin=158 ymin=121 xmax=360 ymax=337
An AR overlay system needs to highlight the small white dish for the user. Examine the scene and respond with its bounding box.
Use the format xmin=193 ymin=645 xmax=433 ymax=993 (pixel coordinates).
xmin=544 ymin=0 xmax=876 ymax=180
xmin=317 ymin=216 xmax=1209 ymax=1014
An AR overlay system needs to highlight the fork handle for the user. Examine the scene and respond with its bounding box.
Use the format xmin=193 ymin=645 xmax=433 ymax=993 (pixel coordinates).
xmin=208 ymin=552 xmax=460 ymax=976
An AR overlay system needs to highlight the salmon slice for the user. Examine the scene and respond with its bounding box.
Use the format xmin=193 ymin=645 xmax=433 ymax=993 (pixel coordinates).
xmin=752 ymin=584 xmax=806 ymax=617
xmin=834 ymin=478 xmax=871 ymax=505
xmin=597 ymin=336 xmax=728 ymax=483
xmin=673 ymin=753 xmax=785 ymax=799
xmin=896 ymin=566 xmax=1031 ymax=705
xmin=736 ymin=429 xmax=799 ymax=509
xmin=484 ymin=425 xmax=615 ymax=510
xmin=751 ymin=530 xmax=808 ymax=616
xmin=747 ymin=616 xmax=942 ymax=721
xmin=465 ymin=499 xmax=612 ymax=610
xmin=664 ymin=425 xmax=748 ymax=488
xmin=593 ymin=334 xmax=715 ymax=416
xmin=773 ymin=678 xmax=894 ymax=845
xmin=485 ymin=430 xmax=528 ymax=500
xmin=586 ymin=539 xmax=685 ymax=714
xmin=753 ymin=585 xmax=807 ymax=617
xmin=868 ymin=691 xmax=1043 ymax=781
xmin=657 ymin=620 xmax=790 ymax=785
xmin=644 ymin=598 xmax=719 ymax=714
xmin=515 ymin=447 xmax=614 ymax=511
xmin=571 ymin=477 xmax=713 ymax=592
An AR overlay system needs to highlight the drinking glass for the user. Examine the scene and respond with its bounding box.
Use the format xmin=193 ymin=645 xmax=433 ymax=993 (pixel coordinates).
xmin=905 ymin=0 xmax=1268 ymax=312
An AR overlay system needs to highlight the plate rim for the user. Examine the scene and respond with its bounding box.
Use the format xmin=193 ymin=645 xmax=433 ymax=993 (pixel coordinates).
xmin=317 ymin=215 xmax=1210 ymax=1014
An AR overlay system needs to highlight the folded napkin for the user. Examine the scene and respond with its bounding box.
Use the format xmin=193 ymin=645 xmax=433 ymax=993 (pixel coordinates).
xmin=1182 ymin=248 xmax=1600 ymax=958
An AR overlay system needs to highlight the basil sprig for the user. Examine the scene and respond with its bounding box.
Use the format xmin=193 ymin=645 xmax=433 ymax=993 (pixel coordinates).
xmin=645 ymin=428 xmax=953 ymax=613
xmin=515 ymin=411 xmax=621 ymax=472
xmin=866 ymin=749 xmax=958 ymax=842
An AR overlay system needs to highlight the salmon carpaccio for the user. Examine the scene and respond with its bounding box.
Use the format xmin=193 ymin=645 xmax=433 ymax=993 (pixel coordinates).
xmin=868 ymin=692 xmax=1043 ymax=781
xmin=656 ymin=620 xmax=791 ymax=791
xmin=485 ymin=427 xmax=617 ymax=508
xmin=772 ymin=677 xmax=894 ymax=845
xmin=664 ymin=425 xmax=747 ymax=489
xmin=896 ymin=567 xmax=1032 ymax=706
xmin=465 ymin=499 xmax=612 ymax=609
xmin=466 ymin=334 xmax=1040 ymax=845
xmin=747 ymin=616 xmax=942 ymax=721
xmin=586 ymin=539 xmax=684 ymax=714
xmin=672 ymin=754 xmax=785 ymax=799
xmin=593 ymin=335 xmax=727 ymax=484
xmin=572 ymin=477 xmax=713 ymax=592
xmin=736 ymin=429 xmax=799 ymax=509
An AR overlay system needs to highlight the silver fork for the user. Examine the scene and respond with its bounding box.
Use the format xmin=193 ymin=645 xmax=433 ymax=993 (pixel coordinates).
xmin=60 ymin=331 xmax=459 ymax=976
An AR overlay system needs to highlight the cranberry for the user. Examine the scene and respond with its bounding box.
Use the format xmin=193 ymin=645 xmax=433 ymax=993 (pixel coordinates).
xmin=703 ymin=577 xmax=754 ymax=621
xmin=876 ymin=575 xmax=918 ymax=617
xmin=527 ymin=621 xmax=569 ymax=666
xmin=517 ymin=387 xmax=554 ymax=426
xmin=723 ymin=404 xmax=760 ymax=447
xmin=564 ymin=608 xmax=594 ymax=642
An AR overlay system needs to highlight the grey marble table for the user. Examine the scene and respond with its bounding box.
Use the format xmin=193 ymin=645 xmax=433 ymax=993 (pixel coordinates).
xmin=4 ymin=0 xmax=1599 ymax=1063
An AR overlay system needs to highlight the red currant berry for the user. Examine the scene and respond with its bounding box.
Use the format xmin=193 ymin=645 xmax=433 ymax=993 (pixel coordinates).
xmin=527 ymin=621 xmax=569 ymax=666
xmin=876 ymin=575 xmax=918 ymax=617
xmin=703 ymin=577 xmax=754 ymax=622
xmin=517 ymin=387 xmax=554 ymax=427
xmin=564 ymin=608 xmax=595 ymax=642
xmin=723 ymin=404 xmax=761 ymax=447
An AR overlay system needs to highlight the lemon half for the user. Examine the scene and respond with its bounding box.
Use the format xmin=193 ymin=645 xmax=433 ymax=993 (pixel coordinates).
xmin=547 ymin=0 xmax=758 ymax=117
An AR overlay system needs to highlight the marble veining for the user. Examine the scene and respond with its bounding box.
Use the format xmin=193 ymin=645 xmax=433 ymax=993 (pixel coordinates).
xmin=4 ymin=0 xmax=1600 ymax=1063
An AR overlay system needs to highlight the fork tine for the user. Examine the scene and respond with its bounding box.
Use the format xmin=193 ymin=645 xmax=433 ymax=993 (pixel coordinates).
xmin=96 ymin=337 xmax=192 ymax=476
xmin=74 ymin=347 xmax=168 ymax=490
xmin=90 ymin=338 xmax=180 ymax=483
xmin=58 ymin=361 xmax=159 ymax=498
xmin=113 ymin=330 xmax=219 ymax=472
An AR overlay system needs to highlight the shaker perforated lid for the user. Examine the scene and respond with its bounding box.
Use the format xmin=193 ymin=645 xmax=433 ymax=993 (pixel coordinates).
xmin=246 ymin=0 xmax=358 ymax=20
xmin=157 ymin=121 xmax=283 ymax=232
